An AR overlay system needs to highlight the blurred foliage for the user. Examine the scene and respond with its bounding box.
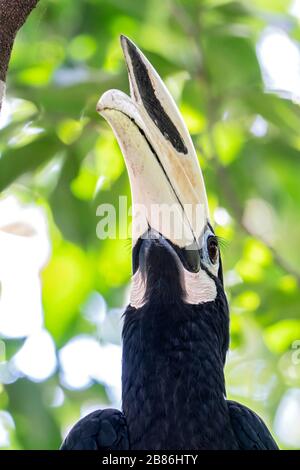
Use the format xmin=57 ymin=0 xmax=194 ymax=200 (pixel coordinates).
xmin=0 ymin=0 xmax=300 ymax=450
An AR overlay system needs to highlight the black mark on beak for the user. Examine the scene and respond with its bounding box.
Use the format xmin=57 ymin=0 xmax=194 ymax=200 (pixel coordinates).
xmin=124 ymin=37 xmax=188 ymax=155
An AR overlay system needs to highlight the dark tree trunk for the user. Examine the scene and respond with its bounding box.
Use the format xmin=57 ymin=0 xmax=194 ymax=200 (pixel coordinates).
xmin=0 ymin=0 xmax=39 ymax=110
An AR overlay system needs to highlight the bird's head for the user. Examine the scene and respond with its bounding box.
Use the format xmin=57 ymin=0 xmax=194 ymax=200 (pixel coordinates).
xmin=97 ymin=36 xmax=224 ymax=308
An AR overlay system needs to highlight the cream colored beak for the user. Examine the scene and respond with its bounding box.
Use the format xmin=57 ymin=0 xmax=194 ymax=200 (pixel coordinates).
xmin=96 ymin=35 xmax=209 ymax=254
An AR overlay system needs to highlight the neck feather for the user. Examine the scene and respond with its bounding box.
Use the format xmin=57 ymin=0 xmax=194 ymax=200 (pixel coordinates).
xmin=122 ymin=292 xmax=238 ymax=450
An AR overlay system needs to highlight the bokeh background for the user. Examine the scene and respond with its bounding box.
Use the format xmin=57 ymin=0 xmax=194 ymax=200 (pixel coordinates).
xmin=0 ymin=0 xmax=300 ymax=450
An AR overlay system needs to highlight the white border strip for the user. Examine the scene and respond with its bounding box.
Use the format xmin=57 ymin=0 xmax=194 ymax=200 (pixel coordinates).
xmin=130 ymin=266 xmax=217 ymax=308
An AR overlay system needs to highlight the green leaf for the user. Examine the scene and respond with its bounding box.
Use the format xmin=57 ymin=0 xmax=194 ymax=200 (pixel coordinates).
xmin=6 ymin=379 xmax=61 ymax=450
xmin=264 ymin=320 xmax=300 ymax=354
xmin=0 ymin=134 xmax=61 ymax=192
xmin=42 ymin=242 xmax=95 ymax=344
xmin=204 ymin=34 xmax=262 ymax=93
xmin=1 ymin=338 xmax=26 ymax=361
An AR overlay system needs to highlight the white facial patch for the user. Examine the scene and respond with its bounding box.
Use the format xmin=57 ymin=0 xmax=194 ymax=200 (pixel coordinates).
xmin=129 ymin=267 xmax=217 ymax=309
xmin=130 ymin=269 xmax=147 ymax=309
xmin=184 ymin=268 xmax=217 ymax=304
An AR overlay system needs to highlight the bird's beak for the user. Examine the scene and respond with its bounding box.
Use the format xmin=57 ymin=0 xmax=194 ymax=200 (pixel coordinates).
xmin=97 ymin=36 xmax=209 ymax=272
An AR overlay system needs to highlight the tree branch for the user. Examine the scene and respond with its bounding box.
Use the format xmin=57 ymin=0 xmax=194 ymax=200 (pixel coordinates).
xmin=211 ymin=158 xmax=300 ymax=285
xmin=0 ymin=0 xmax=39 ymax=111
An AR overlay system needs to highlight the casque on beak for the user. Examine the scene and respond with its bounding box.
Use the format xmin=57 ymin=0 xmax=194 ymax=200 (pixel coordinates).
xmin=96 ymin=35 xmax=210 ymax=274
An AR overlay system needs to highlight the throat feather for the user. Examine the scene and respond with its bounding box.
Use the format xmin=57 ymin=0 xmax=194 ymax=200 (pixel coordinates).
xmin=122 ymin=295 xmax=238 ymax=450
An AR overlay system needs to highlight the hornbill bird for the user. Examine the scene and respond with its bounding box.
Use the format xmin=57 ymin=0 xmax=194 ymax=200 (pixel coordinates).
xmin=61 ymin=36 xmax=278 ymax=451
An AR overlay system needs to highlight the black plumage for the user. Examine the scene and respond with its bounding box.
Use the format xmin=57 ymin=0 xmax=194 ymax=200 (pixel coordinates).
xmin=228 ymin=401 xmax=278 ymax=450
xmin=61 ymin=35 xmax=279 ymax=451
xmin=62 ymin=237 xmax=278 ymax=450
xmin=60 ymin=409 xmax=129 ymax=450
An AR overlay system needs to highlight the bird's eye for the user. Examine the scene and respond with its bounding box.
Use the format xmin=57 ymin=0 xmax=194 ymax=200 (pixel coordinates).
xmin=207 ymin=236 xmax=218 ymax=264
